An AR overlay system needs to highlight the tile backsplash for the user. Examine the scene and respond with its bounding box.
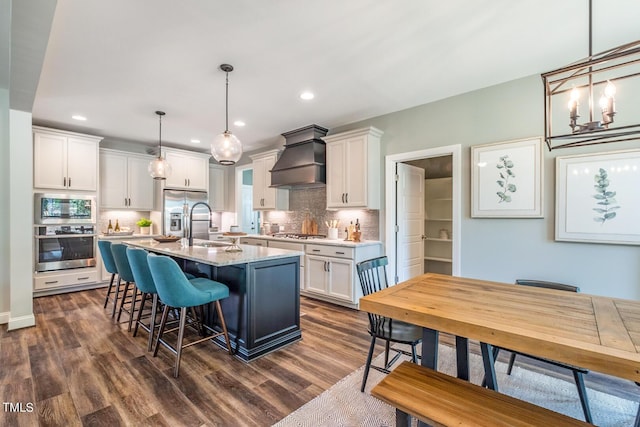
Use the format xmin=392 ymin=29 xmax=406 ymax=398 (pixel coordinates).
xmin=262 ymin=187 xmax=380 ymax=240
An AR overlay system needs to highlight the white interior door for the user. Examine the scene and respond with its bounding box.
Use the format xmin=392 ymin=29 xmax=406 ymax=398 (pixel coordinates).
xmin=396 ymin=162 xmax=425 ymax=282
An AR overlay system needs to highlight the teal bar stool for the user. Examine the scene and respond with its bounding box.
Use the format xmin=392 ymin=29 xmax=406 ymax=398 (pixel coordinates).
xmin=147 ymin=253 xmax=233 ymax=377
xmin=98 ymin=240 xmax=123 ymax=317
xmin=126 ymin=247 xmax=162 ymax=351
xmin=111 ymin=243 xmax=140 ymax=332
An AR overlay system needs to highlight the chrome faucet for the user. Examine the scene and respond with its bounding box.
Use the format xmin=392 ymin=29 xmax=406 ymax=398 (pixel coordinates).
xmin=188 ymin=201 xmax=212 ymax=247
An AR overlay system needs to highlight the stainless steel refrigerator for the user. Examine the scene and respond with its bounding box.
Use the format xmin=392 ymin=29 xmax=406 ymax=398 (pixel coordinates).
xmin=162 ymin=189 xmax=210 ymax=240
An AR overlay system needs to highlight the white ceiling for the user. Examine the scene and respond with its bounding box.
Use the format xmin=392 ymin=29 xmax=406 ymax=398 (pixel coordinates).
xmin=31 ymin=0 xmax=640 ymax=156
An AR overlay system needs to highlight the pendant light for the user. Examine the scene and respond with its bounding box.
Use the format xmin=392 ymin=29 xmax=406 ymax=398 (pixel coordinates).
xmin=148 ymin=110 xmax=172 ymax=180
xmin=211 ymin=64 xmax=243 ymax=165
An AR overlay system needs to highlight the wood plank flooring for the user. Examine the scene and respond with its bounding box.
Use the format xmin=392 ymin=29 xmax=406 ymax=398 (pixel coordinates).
xmin=1 ymin=289 xmax=638 ymax=426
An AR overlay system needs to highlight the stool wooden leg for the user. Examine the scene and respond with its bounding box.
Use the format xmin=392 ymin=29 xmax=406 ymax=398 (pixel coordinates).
xmin=117 ymin=281 xmax=131 ymax=322
xmin=133 ymin=292 xmax=147 ymax=337
xmin=174 ymin=307 xmax=188 ymax=378
xmin=153 ymin=305 xmax=170 ymax=357
xmin=147 ymin=294 xmax=159 ymax=352
xmin=103 ymin=273 xmax=115 ymax=308
xmin=127 ymin=286 xmax=138 ymax=332
xmin=215 ymin=301 xmax=233 ymax=355
xmin=111 ymin=277 xmax=122 ymax=318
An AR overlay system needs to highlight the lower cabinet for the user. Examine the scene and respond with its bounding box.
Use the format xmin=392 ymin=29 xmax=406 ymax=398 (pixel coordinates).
xmin=33 ymin=268 xmax=100 ymax=295
xmin=305 ymin=255 xmax=353 ymax=301
xmin=303 ymin=242 xmax=382 ymax=309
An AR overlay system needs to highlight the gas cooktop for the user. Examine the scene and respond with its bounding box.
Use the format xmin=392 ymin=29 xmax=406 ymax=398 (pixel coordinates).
xmin=271 ymin=233 xmax=326 ymax=240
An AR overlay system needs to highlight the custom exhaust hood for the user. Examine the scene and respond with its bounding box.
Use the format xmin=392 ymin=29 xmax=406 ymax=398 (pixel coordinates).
xmin=270 ymin=124 xmax=329 ymax=188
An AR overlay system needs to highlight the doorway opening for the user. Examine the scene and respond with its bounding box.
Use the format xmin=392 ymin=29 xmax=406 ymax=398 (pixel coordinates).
xmin=385 ymin=144 xmax=461 ymax=284
xmin=235 ymin=165 xmax=260 ymax=234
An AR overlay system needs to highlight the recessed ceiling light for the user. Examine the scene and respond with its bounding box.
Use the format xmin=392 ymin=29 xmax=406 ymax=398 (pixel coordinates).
xmin=190 ymin=139 xmax=201 ymax=144
xmin=234 ymin=120 xmax=246 ymax=127
xmin=72 ymin=115 xmax=87 ymax=121
xmin=300 ymin=91 xmax=314 ymax=100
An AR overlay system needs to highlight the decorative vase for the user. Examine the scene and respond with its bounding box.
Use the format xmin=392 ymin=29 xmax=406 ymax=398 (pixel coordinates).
xmin=140 ymin=226 xmax=151 ymax=235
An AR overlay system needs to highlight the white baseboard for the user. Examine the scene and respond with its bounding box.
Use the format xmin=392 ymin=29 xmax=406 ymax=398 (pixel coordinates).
xmin=7 ymin=313 xmax=36 ymax=330
xmin=0 ymin=311 xmax=9 ymax=324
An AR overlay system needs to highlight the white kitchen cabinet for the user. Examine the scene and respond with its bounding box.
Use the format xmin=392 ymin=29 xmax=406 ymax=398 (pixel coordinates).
xmin=34 ymin=268 xmax=100 ymax=295
xmin=163 ymin=148 xmax=209 ymax=191
xmin=250 ymin=150 xmax=288 ymax=210
xmin=100 ymin=149 xmax=154 ymax=210
xmin=209 ymin=165 xmax=227 ymax=211
xmin=324 ymin=127 xmax=382 ymax=209
xmin=305 ymin=255 xmax=353 ymax=301
xmin=33 ymin=126 xmax=103 ymax=191
xmin=303 ymin=242 xmax=382 ymax=309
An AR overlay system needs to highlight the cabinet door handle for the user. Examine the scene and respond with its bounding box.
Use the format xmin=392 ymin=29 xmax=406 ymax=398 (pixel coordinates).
xmin=129 ymin=198 xmax=131 ymax=206
xmin=45 ymin=280 xmax=58 ymax=284
xmin=311 ymin=249 xmax=320 ymax=252
xmin=188 ymin=178 xmax=190 ymax=186
xmin=335 ymin=251 xmax=345 ymax=255
xmin=68 ymin=177 xmax=71 ymax=187
xmin=326 ymin=261 xmax=330 ymax=272
xmin=77 ymin=277 xmax=89 ymax=281
xmin=63 ymin=177 xmax=66 ymax=187
xmin=345 ymin=193 xmax=348 ymax=203
xmin=341 ymin=193 xmax=345 ymax=203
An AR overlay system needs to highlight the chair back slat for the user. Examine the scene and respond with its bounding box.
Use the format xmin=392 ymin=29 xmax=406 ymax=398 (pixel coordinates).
xmin=357 ymin=256 xmax=391 ymax=329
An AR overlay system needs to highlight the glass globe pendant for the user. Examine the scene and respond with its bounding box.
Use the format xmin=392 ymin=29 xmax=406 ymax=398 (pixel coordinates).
xmin=149 ymin=110 xmax=172 ymax=180
xmin=211 ymin=64 xmax=243 ymax=165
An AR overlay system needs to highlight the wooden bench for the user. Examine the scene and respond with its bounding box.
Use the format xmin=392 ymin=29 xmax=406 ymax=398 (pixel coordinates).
xmin=371 ymin=361 xmax=591 ymax=427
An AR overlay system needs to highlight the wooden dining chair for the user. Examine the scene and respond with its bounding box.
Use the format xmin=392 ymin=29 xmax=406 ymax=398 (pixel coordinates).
xmin=487 ymin=279 xmax=593 ymax=424
xmin=356 ymin=256 xmax=422 ymax=392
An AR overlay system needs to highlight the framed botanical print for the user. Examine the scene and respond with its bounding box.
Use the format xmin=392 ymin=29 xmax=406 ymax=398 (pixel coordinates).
xmin=556 ymin=149 xmax=640 ymax=245
xmin=471 ymin=137 xmax=543 ymax=218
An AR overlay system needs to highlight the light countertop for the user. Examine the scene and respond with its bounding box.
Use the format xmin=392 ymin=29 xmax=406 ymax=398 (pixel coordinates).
xmin=242 ymin=234 xmax=382 ymax=248
xmin=123 ymin=238 xmax=303 ymax=267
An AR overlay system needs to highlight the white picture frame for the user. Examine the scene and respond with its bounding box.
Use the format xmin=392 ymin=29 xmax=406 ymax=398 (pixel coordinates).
xmin=471 ymin=137 xmax=543 ymax=218
xmin=556 ymin=149 xmax=640 ymax=245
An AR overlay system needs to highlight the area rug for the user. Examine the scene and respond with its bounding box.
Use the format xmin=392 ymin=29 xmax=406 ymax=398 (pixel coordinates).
xmin=274 ymin=344 xmax=638 ymax=426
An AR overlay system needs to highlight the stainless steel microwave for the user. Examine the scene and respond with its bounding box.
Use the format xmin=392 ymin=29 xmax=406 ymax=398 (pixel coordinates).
xmin=34 ymin=193 xmax=97 ymax=224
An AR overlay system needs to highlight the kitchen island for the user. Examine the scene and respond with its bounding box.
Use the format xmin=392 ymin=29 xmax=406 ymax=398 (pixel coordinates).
xmin=125 ymin=238 xmax=303 ymax=362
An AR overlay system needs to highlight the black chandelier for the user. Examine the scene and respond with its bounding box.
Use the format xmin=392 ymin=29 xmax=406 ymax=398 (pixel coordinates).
xmin=542 ymin=0 xmax=640 ymax=150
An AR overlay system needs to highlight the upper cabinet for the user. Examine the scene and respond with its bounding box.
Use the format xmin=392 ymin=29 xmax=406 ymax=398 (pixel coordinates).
xmin=100 ymin=149 xmax=154 ymax=210
xmin=250 ymin=150 xmax=289 ymax=210
xmin=163 ymin=148 xmax=209 ymax=191
xmin=33 ymin=126 xmax=103 ymax=192
xmin=209 ymin=165 xmax=227 ymax=211
xmin=324 ymin=127 xmax=383 ymax=209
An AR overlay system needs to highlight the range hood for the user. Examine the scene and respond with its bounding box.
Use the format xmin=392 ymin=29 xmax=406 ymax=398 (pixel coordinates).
xmin=270 ymin=124 xmax=329 ymax=188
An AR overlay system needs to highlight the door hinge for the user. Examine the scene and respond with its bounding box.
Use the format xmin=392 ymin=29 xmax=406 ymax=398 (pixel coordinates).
xmin=395 ymin=174 xmax=399 ymax=181
xmin=395 ymin=275 xmax=399 ymax=284
xmin=394 ymin=224 xmax=399 ymax=233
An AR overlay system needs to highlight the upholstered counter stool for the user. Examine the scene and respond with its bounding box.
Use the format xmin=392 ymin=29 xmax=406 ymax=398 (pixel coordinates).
xmin=147 ymin=253 xmax=233 ymax=378
xmin=111 ymin=243 xmax=142 ymax=332
xmin=98 ymin=240 xmax=124 ymax=318
xmin=126 ymin=247 xmax=163 ymax=351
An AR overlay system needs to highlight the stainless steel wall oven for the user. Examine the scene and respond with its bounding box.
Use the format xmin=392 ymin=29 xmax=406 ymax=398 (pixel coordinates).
xmin=34 ymin=194 xmax=97 ymax=272
xmin=34 ymin=225 xmax=97 ymax=272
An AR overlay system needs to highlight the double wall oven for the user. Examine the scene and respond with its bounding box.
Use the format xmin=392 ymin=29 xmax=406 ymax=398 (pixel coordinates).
xmin=34 ymin=193 xmax=97 ymax=272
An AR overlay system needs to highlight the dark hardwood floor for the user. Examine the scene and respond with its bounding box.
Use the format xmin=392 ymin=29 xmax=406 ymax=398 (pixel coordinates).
xmin=1 ymin=289 xmax=637 ymax=426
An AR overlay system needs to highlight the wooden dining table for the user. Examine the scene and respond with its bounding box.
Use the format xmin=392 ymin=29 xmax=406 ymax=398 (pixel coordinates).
xmin=359 ymin=273 xmax=640 ymax=390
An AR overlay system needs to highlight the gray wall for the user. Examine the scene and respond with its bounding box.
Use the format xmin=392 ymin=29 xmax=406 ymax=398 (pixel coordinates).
xmin=330 ymin=74 xmax=640 ymax=299
xmin=0 ymin=88 xmax=9 ymax=316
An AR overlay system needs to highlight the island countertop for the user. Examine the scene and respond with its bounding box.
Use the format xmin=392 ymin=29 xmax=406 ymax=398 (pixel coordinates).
xmin=124 ymin=238 xmax=303 ymax=267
